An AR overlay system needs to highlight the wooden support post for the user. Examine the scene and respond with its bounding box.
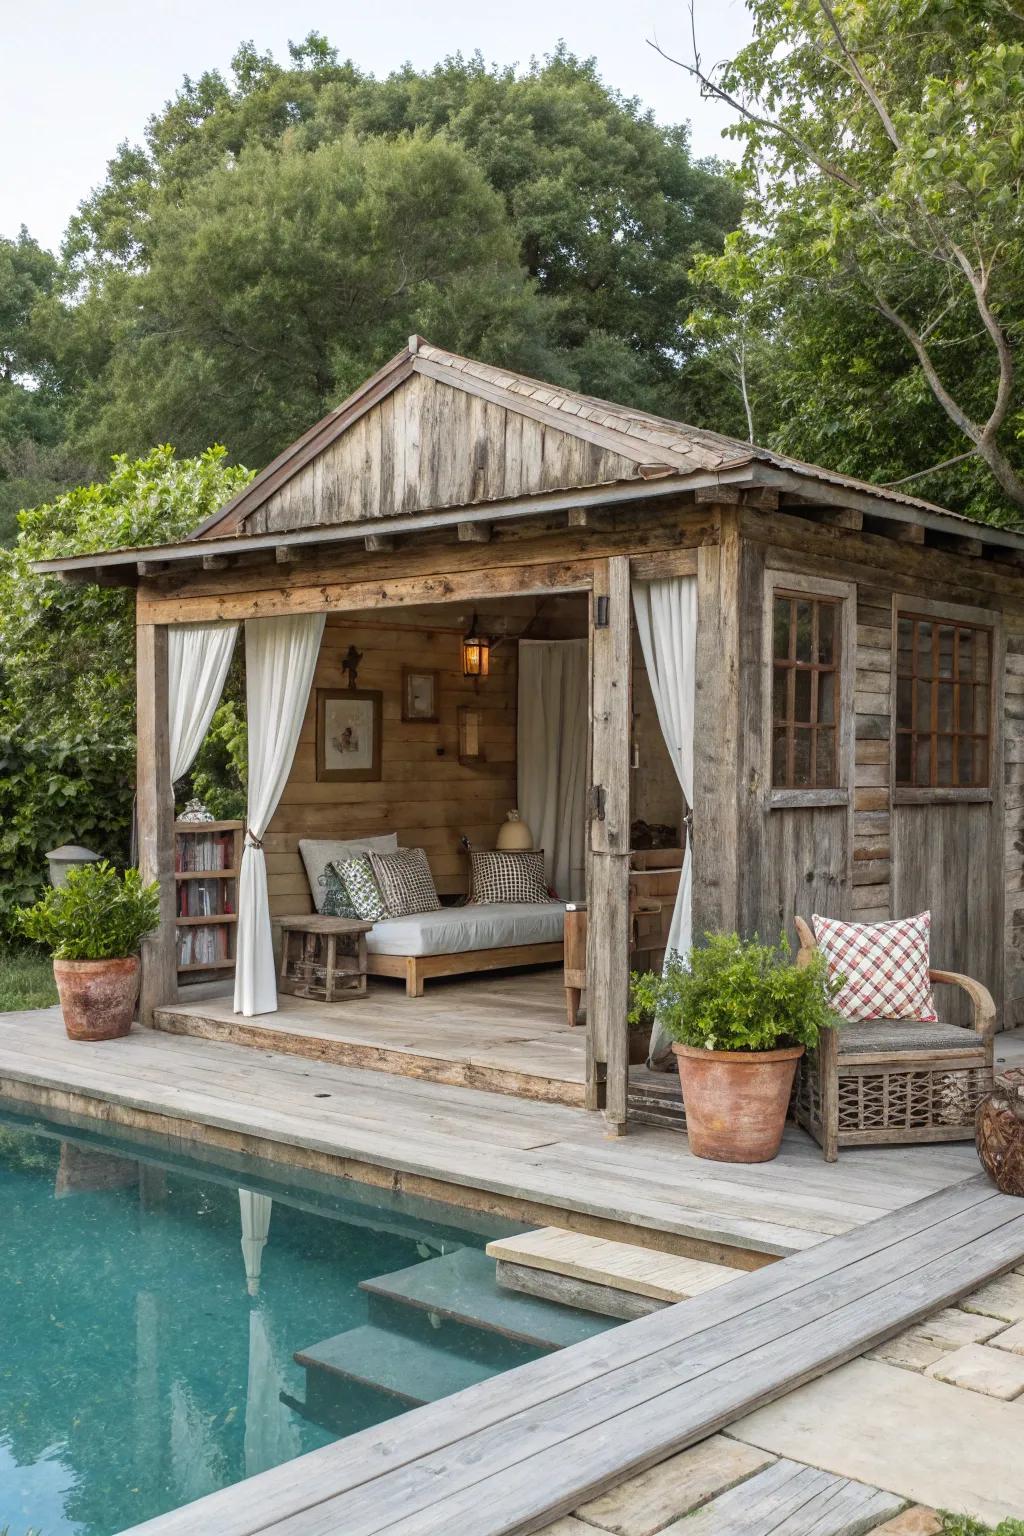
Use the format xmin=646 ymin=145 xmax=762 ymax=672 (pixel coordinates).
xmin=692 ymin=511 xmax=742 ymax=935
xmin=588 ymin=556 xmax=632 ymax=1135
xmin=136 ymin=622 xmax=177 ymax=1024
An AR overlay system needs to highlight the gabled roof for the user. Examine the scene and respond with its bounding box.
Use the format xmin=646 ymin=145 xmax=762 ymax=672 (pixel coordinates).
xmin=190 ymin=336 xmax=982 ymax=541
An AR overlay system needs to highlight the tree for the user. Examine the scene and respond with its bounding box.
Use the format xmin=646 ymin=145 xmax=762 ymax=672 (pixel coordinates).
xmin=60 ymin=133 xmax=560 ymax=466
xmin=0 ymin=229 xmax=87 ymax=543
xmin=48 ymin=42 xmax=741 ymax=465
xmin=0 ymin=446 xmax=250 ymax=927
xmin=658 ymin=0 xmax=1024 ymax=522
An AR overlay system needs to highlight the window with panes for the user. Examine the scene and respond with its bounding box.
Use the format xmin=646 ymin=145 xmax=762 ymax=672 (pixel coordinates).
xmin=894 ymin=613 xmax=991 ymax=789
xmin=771 ymin=593 xmax=841 ymax=789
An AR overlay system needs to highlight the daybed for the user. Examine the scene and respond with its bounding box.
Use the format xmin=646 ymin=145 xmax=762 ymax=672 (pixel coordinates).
xmin=298 ymin=837 xmax=564 ymax=997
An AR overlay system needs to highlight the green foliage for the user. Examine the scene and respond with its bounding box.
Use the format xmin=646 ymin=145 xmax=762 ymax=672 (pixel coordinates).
xmin=630 ymin=932 xmax=841 ymax=1053
xmin=939 ymin=1516 xmax=1024 ymax=1536
xmin=18 ymin=860 xmax=160 ymax=961
xmin=0 ymin=445 xmax=251 ymax=931
xmin=0 ymin=943 xmax=58 ymax=1010
xmin=44 ymin=42 xmax=740 ymax=466
xmin=684 ymin=0 xmax=1024 ymax=521
xmin=188 ymin=699 xmax=247 ymax=820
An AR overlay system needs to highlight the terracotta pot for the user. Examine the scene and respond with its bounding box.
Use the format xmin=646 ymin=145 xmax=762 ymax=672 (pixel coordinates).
xmin=53 ymin=956 xmax=140 ymax=1041
xmin=628 ymin=1027 xmax=652 ymax=1067
xmin=672 ymin=1042 xmax=804 ymax=1163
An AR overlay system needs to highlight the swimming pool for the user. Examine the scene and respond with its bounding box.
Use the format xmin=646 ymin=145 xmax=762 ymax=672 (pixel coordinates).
xmin=0 ymin=1100 xmax=615 ymax=1535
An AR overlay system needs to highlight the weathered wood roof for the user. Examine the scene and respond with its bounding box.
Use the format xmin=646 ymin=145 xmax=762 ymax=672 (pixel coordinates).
xmin=189 ymin=336 xmax=996 ymax=540
xmin=29 ymin=336 xmax=1024 ymax=580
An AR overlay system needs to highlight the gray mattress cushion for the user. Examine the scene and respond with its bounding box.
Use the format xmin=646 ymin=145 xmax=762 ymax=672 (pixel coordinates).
xmin=836 ymin=1019 xmax=977 ymax=1053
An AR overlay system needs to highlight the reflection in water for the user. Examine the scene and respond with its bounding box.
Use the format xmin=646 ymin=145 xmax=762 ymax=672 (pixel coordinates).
xmin=2 ymin=1118 xmax=479 ymax=1535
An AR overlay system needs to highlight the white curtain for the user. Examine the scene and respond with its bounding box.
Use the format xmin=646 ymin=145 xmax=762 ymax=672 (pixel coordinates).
xmin=234 ymin=613 xmax=326 ymax=1017
xmin=168 ymin=623 xmax=239 ymax=783
xmin=632 ymin=577 xmax=698 ymax=1066
xmin=239 ymin=1188 xmax=273 ymax=1296
xmin=517 ymin=639 xmax=588 ymax=901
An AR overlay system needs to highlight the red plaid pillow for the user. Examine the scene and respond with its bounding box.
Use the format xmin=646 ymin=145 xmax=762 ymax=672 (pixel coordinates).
xmin=812 ymin=912 xmax=937 ymax=1022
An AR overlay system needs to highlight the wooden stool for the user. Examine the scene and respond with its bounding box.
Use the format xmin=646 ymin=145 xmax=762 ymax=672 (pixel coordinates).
xmin=277 ymin=915 xmax=373 ymax=1003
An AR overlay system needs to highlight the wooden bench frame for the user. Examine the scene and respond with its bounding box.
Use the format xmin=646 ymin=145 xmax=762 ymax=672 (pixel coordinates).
xmin=366 ymin=941 xmax=564 ymax=998
xmin=793 ymin=915 xmax=996 ymax=1161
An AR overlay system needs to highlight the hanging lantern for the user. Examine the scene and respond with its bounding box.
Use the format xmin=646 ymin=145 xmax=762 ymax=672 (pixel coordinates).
xmin=462 ymin=613 xmax=490 ymax=678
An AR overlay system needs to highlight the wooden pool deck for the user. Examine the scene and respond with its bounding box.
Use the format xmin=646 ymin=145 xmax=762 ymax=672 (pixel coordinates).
xmin=123 ymin=1176 xmax=1024 ymax=1536
xmin=1 ymin=1006 xmax=1020 ymax=1536
xmin=0 ymin=1003 xmax=981 ymax=1262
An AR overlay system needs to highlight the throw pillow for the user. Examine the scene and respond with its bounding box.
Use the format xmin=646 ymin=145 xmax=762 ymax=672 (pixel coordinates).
xmin=469 ymin=849 xmax=548 ymax=904
xmin=812 ymin=911 xmax=938 ymax=1022
xmin=299 ymin=834 xmax=398 ymax=911
xmin=369 ymin=847 xmax=441 ymax=918
xmin=318 ymin=864 xmax=359 ymax=920
xmin=334 ymin=855 xmax=389 ymax=923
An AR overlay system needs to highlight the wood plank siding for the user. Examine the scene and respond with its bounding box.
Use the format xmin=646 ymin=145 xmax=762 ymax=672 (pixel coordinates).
xmin=243 ymin=372 xmax=644 ymax=535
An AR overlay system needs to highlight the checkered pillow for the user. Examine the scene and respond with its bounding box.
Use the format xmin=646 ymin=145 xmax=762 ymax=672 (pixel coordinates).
xmin=470 ymin=850 xmax=548 ymax=904
xmin=332 ymin=856 xmax=388 ymax=922
xmin=369 ymin=847 xmax=441 ymax=918
xmin=812 ymin=911 xmax=937 ymax=1022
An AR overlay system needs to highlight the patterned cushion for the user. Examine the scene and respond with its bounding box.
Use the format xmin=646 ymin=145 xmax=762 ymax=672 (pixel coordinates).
xmin=334 ymin=855 xmax=389 ymax=922
xmin=318 ymin=864 xmax=359 ymax=920
xmin=469 ymin=849 xmax=548 ymax=904
xmin=299 ymin=835 xmax=398 ymax=911
xmin=812 ymin=911 xmax=938 ymax=1022
xmin=369 ymin=847 xmax=441 ymax=918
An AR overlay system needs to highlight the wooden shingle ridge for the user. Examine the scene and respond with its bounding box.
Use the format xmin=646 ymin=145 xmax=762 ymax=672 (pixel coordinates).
xmin=189 ymin=335 xmax=977 ymax=543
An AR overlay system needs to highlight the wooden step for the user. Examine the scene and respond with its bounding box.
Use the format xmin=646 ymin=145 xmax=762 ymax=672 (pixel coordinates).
xmin=628 ymin=1064 xmax=687 ymax=1129
xmin=294 ymin=1323 xmax=497 ymax=1406
xmin=360 ymin=1245 xmax=619 ymax=1350
xmin=486 ymin=1227 xmax=741 ymax=1315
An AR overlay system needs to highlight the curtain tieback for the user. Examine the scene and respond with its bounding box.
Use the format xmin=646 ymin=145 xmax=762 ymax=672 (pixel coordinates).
xmin=683 ymin=808 xmax=694 ymax=851
xmin=244 ymin=830 xmax=264 ymax=851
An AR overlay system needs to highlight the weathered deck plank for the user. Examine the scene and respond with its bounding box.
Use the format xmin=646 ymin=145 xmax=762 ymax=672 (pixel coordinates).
xmin=114 ymin=1178 xmax=1024 ymax=1536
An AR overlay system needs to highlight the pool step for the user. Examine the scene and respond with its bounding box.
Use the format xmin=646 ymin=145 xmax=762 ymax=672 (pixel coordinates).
xmin=294 ymin=1323 xmax=496 ymax=1407
xmin=487 ymin=1226 xmax=741 ymax=1319
xmin=361 ymin=1244 xmax=618 ymax=1350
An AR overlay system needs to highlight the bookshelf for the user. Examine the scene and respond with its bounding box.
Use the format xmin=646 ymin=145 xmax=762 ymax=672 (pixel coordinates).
xmin=174 ymin=820 xmax=244 ymax=981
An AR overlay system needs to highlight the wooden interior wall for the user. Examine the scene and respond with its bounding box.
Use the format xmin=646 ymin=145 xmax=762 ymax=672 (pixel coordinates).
xmin=263 ymin=597 xmax=588 ymax=915
xmin=246 ymin=372 xmax=642 ymax=535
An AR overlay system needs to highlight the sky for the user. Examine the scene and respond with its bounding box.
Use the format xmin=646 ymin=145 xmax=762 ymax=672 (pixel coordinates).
xmin=0 ymin=0 xmax=753 ymax=254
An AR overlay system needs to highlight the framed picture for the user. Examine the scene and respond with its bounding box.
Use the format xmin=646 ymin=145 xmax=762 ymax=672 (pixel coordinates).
xmin=402 ymin=666 xmax=439 ymax=724
xmin=316 ymin=688 xmax=382 ymax=782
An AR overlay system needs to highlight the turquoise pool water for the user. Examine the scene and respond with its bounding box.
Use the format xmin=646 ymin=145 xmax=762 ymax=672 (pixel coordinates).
xmin=0 ymin=1101 xmax=579 ymax=1536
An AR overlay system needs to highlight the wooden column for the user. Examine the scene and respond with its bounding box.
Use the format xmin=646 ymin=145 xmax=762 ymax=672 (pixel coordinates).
xmin=692 ymin=511 xmax=743 ymax=936
xmin=588 ymin=556 xmax=632 ymax=1135
xmin=136 ymin=621 xmax=177 ymax=1024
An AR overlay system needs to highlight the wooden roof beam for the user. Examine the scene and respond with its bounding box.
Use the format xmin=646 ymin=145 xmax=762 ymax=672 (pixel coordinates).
xmin=458 ymin=521 xmax=492 ymax=543
xmin=364 ymin=533 xmax=395 ymax=553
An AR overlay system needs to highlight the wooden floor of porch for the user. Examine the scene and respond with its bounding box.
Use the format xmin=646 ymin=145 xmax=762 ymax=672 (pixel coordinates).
xmin=153 ymin=967 xmax=591 ymax=1106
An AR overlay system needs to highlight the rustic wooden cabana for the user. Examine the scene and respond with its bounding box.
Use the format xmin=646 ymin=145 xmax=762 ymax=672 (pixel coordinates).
xmin=35 ymin=338 xmax=1024 ymax=1138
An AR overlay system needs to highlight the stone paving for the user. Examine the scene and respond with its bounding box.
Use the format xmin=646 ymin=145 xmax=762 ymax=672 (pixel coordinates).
xmin=538 ymin=1263 xmax=1024 ymax=1534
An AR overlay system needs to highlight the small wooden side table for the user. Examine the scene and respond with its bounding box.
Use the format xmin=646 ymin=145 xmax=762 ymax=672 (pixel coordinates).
xmin=277 ymin=915 xmax=373 ymax=1003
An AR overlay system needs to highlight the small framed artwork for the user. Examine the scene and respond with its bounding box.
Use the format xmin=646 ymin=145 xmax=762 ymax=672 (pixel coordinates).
xmin=316 ymin=688 xmax=382 ymax=782
xmin=402 ymin=666 xmax=439 ymax=724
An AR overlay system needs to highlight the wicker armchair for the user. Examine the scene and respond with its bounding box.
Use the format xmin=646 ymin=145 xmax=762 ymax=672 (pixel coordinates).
xmin=793 ymin=915 xmax=996 ymax=1161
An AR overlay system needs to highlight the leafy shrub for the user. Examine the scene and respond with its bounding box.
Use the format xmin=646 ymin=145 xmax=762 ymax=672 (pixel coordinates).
xmin=939 ymin=1516 xmax=1024 ymax=1536
xmin=18 ymin=861 xmax=160 ymax=960
xmin=629 ymin=932 xmax=841 ymax=1053
xmin=188 ymin=698 xmax=247 ymax=820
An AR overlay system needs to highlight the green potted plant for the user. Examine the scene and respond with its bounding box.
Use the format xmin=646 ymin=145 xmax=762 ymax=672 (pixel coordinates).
xmin=18 ymin=861 xmax=160 ymax=1041
xmin=630 ymin=932 xmax=841 ymax=1163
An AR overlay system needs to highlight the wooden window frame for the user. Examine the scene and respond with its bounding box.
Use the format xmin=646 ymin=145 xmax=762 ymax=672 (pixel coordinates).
xmin=890 ymin=594 xmax=1002 ymax=806
xmin=762 ymin=571 xmax=856 ymax=810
